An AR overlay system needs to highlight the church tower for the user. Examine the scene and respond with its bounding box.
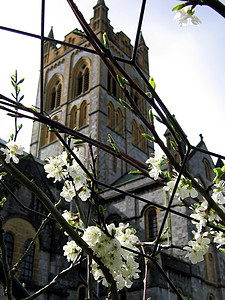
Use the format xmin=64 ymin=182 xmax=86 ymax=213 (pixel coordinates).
xmin=30 ymin=0 xmax=153 ymax=184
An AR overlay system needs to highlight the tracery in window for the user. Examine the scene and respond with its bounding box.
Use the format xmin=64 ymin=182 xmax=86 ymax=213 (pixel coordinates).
xmin=45 ymin=74 xmax=63 ymax=111
xmin=79 ymin=100 xmax=88 ymax=128
xmin=4 ymin=232 xmax=14 ymax=268
xmin=71 ymin=58 xmax=90 ymax=98
xmin=145 ymin=207 xmax=158 ymax=241
xmin=21 ymin=239 xmax=35 ymax=281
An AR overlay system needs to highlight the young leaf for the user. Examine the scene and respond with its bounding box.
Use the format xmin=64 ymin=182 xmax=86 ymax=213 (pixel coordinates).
xmin=170 ymin=140 xmax=177 ymax=151
xmin=129 ymin=170 xmax=142 ymax=175
xmin=142 ymin=133 xmax=155 ymax=142
xmin=108 ymin=134 xmax=119 ymax=152
xmin=119 ymin=98 xmax=131 ymax=110
xmin=149 ymin=77 xmax=156 ymax=90
xmin=103 ymin=32 xmax=110 ymax=49
xmin=172 ymin=3 xmax=188 ymax=11
xmin=117 ymin=74 xmax=128 ymax=88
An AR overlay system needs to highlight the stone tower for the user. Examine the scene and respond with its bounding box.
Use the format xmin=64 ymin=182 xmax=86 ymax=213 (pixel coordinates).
xmin=30 ymin=0 xmax=153 ymax=184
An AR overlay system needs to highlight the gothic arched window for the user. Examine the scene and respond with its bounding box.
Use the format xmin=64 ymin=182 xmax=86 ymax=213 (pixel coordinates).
xmin=70 ymin=105 xmax=78 ymax=129
xmin=4 ymin=232 xmax=14 ymax=268
xmin=107 ymin=71 xmax=117 ymax=97
xmin=145 ymin=207 xmax=158 ymax=241
xmin=205 ymin=252 xmax=217 ymax=283
xmin=138 ymin=124 xmax=146 ymax=151
xmin=79 ymin=100 xmax=88 ymax=128
xmin=72 ymin=61 xmax=90 ymax=98
xmin=45 ymin=75 xmax=63 ymax=111
xmin=77 ymin=285 xmax=87 ymax=300
xmin=21 ymin=239 xmax=35 ymax=281
xmin=203 ymin=158 xmax=212 ymax=181
xmin=107 ymin=102 xmax=115 ymax=129
xmin=40 ymin=116 xmax=58 ymax=146
xmin=131 ymin=119 xmax=138 ymax=145
xmin=115 ymin=108 xmax=123 ymax=134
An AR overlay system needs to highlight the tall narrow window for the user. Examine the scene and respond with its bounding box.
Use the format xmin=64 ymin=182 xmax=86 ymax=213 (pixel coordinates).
xmin=49 ymin=116 xmax=58 ymax=143
xmin=206 ymin=252 xmax=217 ymax=283
xmin=107 ymin=71 xmax=117 ymax=97
xmin=70 ymin=105 xmax=78 ymax=129
xmin=138 ymin=125 xmax=146 ymax=151
xmin=45 ymin=75 xmax=63 ymax=111
xmin=21 ymin=240 xmax=35 ymax=281
xmin=131 ymin=119 xmax=138 ymax=145
xmin=107 ymin=102 xmax=115 ymax=129
xmin=77 ymin=285 xmax=87 ymax=300
xmin=74 ymin=64 xmax=90 ymax=97
xmin=115 ymin=108 xmax=123 ymax=134
xmin=79 ymin=101 xmax=88 ymax=127
xmin=203 ymin=158 xmax=212 ymax=181
xmin=4 ymin=233 xmax=14 ymax=268
xmin=40 ymin=124 xmax=49 ymax=147
xmin=145 ymin=208 xmax=157 ymax=241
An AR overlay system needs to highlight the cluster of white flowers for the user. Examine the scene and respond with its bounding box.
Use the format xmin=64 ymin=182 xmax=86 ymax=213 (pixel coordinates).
xmin=1 ymin=140 xmax=24 ymax=164
xmin=63 ymin=222 xmax=140 ymax=290
xmin=164 ymin=176 xmax=198 ymax=200
xmin=184 ymin=180 xmax=225 ymax=263
xmin=44 ymin=149 xmax=91 ymax=202
xmin=145 ymin=152 xmax=165 ymax=180
xmin=174 ymin=7 xmax=201 ymax=27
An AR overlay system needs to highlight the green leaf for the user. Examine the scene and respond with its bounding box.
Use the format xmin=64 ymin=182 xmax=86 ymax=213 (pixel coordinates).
xmin=117 ymin=74 xmax=128 ymax=88
xmin=154 ymin=115 xmax=163 ymax=124
xmin=18 ymin=124 xmax=23 ymax=130
xmin=172 ymin=3 xmax=188 ymax=11
xmin=111 ymin=228 xmax=116 ymax=237
xmin=49 ymin=128 xmax=58 ymax=133
xmin=142 ymin=133 xmax=155 ymax=142
xmin=149 ymin=77 xmax=156 ymax=90
xmin=221 ymin=165 xmax=225 ymax=172
xmin=119 ymin=98 xmax=131 ymax=110
xmin=175 ymin=132 xmax=181 ymax=142
xmin=17 ymin=78 xmax=25 ymax=85
xmin=1 ymin=172 xmax=7 ymax=177
xmin=19 ymin=95 xmax=24 ymax=102
xmin=214 ymin=167 xmax=225 ymax=179
xmin=99 ymin=204 xmax=105 ymax=215
xmin=128 ymin=170 xmax=142 ymax=175
xmin=108 ymin=134 xmax=119 ymax=152
xmin=103 ymin=32 xmax=110 ymax=49
xmin=0 ymin=197 xmax=7 ymax=207
xmin=170 ymin=140 xmax=176 ymax=151
xmin=219 ymin=248 xmax=225 ymax=253
xmin=73 ymin=139 xmax=83 ymax=144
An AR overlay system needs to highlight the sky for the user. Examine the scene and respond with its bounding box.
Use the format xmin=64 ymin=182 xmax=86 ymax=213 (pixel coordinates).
xmin=0 ymin=0 xmax=224 ymax=162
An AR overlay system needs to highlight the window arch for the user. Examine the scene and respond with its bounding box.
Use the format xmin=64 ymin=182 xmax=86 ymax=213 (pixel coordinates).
xmin=70 ymin=105 xmax=78 ymax=129
xmin=71 ymin=58 xmax=90 ymax=98
xmin=205 ymin=252 xmax=217 ymax=283
xmin=107 ymin=102 xmax=115 ymax=129
xmin=207 ymin=293 xmax=215 ymax=300
xmin=145 ymin=207 xmax=158 ymax=241
xmin=4 ymin=232 xmax=14 ymax=268
xmin=115 ymin=108 xmax=123 ymax=134
xmin=138 ymin=124 xmax=146 ymax=151
xmin=77 ymin=285 xmax=87 ymax=300
xmin=131 ymin=119 xmax=138 ymax=145
xmin=79 ymin=100 xmax=88 ymax=128
xmin=107 ymin=71 xmax=117 ymax=97
xmin=203 ymin=158 xmax=212 ymax=181
xmin=21 ymin=239 xmax=35 ymax=281
xmin=40 ymin=116 xmax=58 ymax=147
xmin=45 ymin=74 xmax=63 ymax=111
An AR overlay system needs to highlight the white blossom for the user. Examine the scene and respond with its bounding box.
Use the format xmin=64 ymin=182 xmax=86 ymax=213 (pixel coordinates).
xmin=1 ymin=140 xmax=24 ymax=164
xmin=174 ymin=7 xmax=201 ymax=27
xmin=60 ymin=180 xmax=76 ymax=202
xmin=44 ymin=151 xmax=68 ymax=182
xmin=146 ymin=152 xmax=165 ymax=180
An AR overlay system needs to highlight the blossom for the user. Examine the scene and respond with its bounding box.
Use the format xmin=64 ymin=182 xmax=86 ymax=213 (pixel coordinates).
xmin=1 ymin=140 xmax=24 ymax=164
xmin=183 ymin=231 xmax=210 ymax=264
xmin=174 ymin=7 xmax=201 ymax=27
xmin=60 ymin=180 xmax=76 ymax=202
xmin=164 ymin=176 xmax=198 ymax=200
xmin=78 ymin=185 xmax=91 ymax=201
xmin=63 ymin=222 xmax=140 ymax=291
xmin=213 ymin=231 xmax=225 ymax=248
xmin=44 ymin=152 xmax=68 ymax=182
xmin=146 ymin=152 xmax=165 ymax=180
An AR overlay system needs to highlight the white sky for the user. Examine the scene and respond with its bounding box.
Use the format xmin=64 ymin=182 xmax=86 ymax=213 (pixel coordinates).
xmin=0 ymin=0 xmax=224 ymax=161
